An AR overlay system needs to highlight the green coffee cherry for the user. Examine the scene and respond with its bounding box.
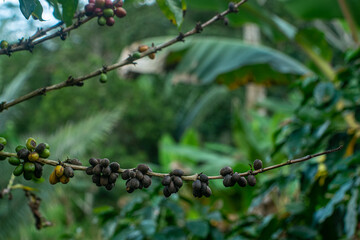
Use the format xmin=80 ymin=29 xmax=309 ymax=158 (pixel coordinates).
xmin=0 ymin=137 xmax=7 ymax=146
xmin=26 ymin=137 xmax=37 ymax=151
xmin=0 ymin=40 xmax=8 ymax=49
xmin=103 ymin=8 xmax=114 ymax=18
xmin=44 ymin=143 xmax=50 ymax=149
xmin=0 ymin=155 xmax=7 ymax=161
xmin=24 ymin=162 xmax=35 ymax=172
xmin=13 ymin=164 xmax=24 ymax=176
xmin=8 ymin=157 xmax=21 ymax=166
xmin=99 ymin=73 xmax=107 ymax=83
xmin=132 ymin=52 xmax=141 ymax=59
xmin=98 ymin=16 xmax=106 ymax=26
xmin=39 ymin=148 xmax=50 ymax=158
xmin=15 ymin=145 xmax=26 ymax=152
xmin=23 ymin=171 xmax=33 ymax=180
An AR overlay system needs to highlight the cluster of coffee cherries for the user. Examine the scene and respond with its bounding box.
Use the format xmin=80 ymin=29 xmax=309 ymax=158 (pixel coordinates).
xmin=49 ymin=164 xmax=75 ymax=184
xmin=84 ymin=0 xmax=126 ymax=27
xmin=161 ymin=169 xmax=185 ymax=197
xmin=122 ymin=164 xmax=152 ymax=193
xmin=192 ymin=174 xmax=212 ymax=198
xmin=86 ymin=158 xmax=120 ymax=190
xmin=220 ymin=159 xmax=263 ymax=187
xmin=131 ymin=45 xmax=156 ymax=60
xmin=9 ymin=138 xmax=50 ymax=180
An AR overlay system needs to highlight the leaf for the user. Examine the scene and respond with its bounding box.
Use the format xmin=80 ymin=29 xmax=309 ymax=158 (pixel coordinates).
xmin=175 ymin=86 xmax=228 ymax=138
xmin=0 ymin=58 xmax=40 ymax=130
xmin=19 ymin=0 xmax=37 ymax=19
xmin=313 ymin=82 xmax=336 ymax=106
xmin=47 ymin=109 xmax=122 ymax=160
xmin=172 ymin=37 xmax=310 ymax=85
xmin=313 ymin=180 xmax=352 ymax=224
xmin=58 ymin=0 xmax=78 ymax=26
xmin=156 ymin=0 xmax=186 ymax=28
xmin=31 ymin=0 xmax=45 ymax=21
xmin=186 ymin=220 xmax=209 ymax=238
xmin=284 ymin=0 xmax=360 ymax=26
xmin=345 ymin=188 xmax=359 ymax=238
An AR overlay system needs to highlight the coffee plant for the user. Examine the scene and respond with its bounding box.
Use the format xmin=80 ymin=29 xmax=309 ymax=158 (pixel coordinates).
xmin=0 ymin=0 xmax=359 ymax=239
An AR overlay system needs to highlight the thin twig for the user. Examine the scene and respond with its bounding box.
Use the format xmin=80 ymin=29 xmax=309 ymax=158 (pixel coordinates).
xmin=0 ymin=0 xmax=247 ymax=112
xmin=0 ymin=14 xmax=94 ymax=56
xmin=0 ymin=146 xmax=343 ymax=181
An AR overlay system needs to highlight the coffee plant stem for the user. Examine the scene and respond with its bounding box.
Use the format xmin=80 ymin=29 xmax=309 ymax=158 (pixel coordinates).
xmin=0 ymin=145 xmax=343 ymax=181
xmin=0 ymin=0 xmax=247 ymax=112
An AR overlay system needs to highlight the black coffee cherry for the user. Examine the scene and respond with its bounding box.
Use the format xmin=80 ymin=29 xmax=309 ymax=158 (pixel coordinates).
xmin=220 ymin=166 xmax=233 ymax=176
xmin=100 ymin=176 xmax=109 ymax=186
xmin=100 ymin=158 xmax=110 ymax=167
xmin=232 ymin=172 xmax=240 ymax=182
xmin=193 ymin=188 xmax=202 ymax=198
xmin=0 ymin=143 xmax=4 ymax=151
xmin=192 ymin=180 xmax=201 ymax=191
xmin=35 ymin=143 xmax=46 ymax=154
xmin=93 ymin=164 xmax=102 ymax=175
xmin=109 ymin=162 xmax=120 ymax=172
xmin=247 ymin=175 xmax=256 ymax=186
xmin=204 ymin=186 xmax=212 ymax=197
xmin=102 ymin=166 xmax=111 ymax=176
xmin=17 ymin=148 xmax=30 ymax=160
xmin=238 ymin=176 xmax=247 ymax=187
xmin=228 ymin=2 xmax=238 ymax=12
xmin=129 ymin=170 xmax=136 ymax=178
xmin=128 ymin=178 xmax=140 ymax=189
xmin=142 ymin=175 xmax=152 ymax=188
xmin=171 ymin=169 xmax=184 ymax=177
xmin=137 ymin=164 xmax=149 ymax=174
xmin=121 ymin=170 xmax=130 ymax=180
xmin=163 ymin=186 xmax=171 ymax=198
xmin=89 ymin=158 xmax=99 ymax=166
xmin=105 ymin=183 xmax=114 ymax=191
xmin=34 ymin=162 xmax=43 ymax=178
xmin=109 ymin=173 xmax=119 ymax=183
xmin=92 ymin=175 xmax=100 ymax=184
xmin=223 ymin=174 xmax=233 ymax=187
xmin=162 ymin=175 xmax=171 ymax=186
xmin=64 ymin=166 xmax=74 ymax=178
xmin=199 ymin=174 xmax=208 ymax=183
xmin=201 ymin=182 xmax=208 ymax=194
xmin=173 ymin=176 xmax=183 ymax=188
xmin=253 ymin=159 xmax=263 ymax=170
xmin=86 ymin=166 xmax=94 ymax=175
xmin=168 ymin=181 xmax=177 ymax=194
xmin=126 ymin=187 xmax=135 ymax=193
xmin=136 ymin=171 xmax=144 ymax=180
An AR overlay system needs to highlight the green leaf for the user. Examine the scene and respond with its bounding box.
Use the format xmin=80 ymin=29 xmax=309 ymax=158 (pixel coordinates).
xmin=313 ymin=82 xmax=336 ymax=106
xmin=58 ymin=0 xmax=78 ymax=26
xmin=173 ymin=37 xmax=310 ymax=85
xmin=186 ymin=220 xmax=209 ymax=238
xmin=314 ymin=180 xmax=352 ymax=224
xmin=284 ymin=0 xmax=360 ymax=26
xmin=156 ymin=0 xmax=186 ymax=28
xmin=19 ymin=0 xmax=38 ymax=19
xmin=46 ymin=0 xmax=62 ymax=20
xmin=31 ymin=0 xmax=44 ymax=21
xmin=47 ymin=109 xmax=122 ymax=159
xmin=345 ymin=188 xmax=359 ymax=238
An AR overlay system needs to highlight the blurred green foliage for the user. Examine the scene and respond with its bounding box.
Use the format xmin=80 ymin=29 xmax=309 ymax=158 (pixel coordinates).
xmin=0 ymin=0 xmax=360 ymax=239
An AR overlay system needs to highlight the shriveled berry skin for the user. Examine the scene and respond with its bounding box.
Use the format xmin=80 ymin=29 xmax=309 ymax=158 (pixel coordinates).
xmin=171 ymin=169 xmax=184 ymax=176
xmin=17 ymin=148 xmax=30 ymax=160
xmin=89 ymin=158 xmax=99 ymax=166
xmin=162 ymin=175 xmax=171 ymax=186
xmin=238 ymin=176 xmax=247 ymax=187
xmin=26 ymin=137 xmax=37 ymax=151
xmin=137 ymin=164 xmax=149 ymax=174
xmin=247 ymin=175 xmax=256 ymax=186
xmin=253 ymin=159 xmax=263 ymax=170
xmin=35 ymin=143 xmax=46 ymax=154
xmin=110 ymin=162 xmax=120 ymax=172
xmin=220 ymin=166 xmax=233 ymax=176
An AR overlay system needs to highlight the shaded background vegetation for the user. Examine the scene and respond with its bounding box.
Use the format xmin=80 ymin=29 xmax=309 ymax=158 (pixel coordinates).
xmin=0 ymin=0 xmax=360 ymax=239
